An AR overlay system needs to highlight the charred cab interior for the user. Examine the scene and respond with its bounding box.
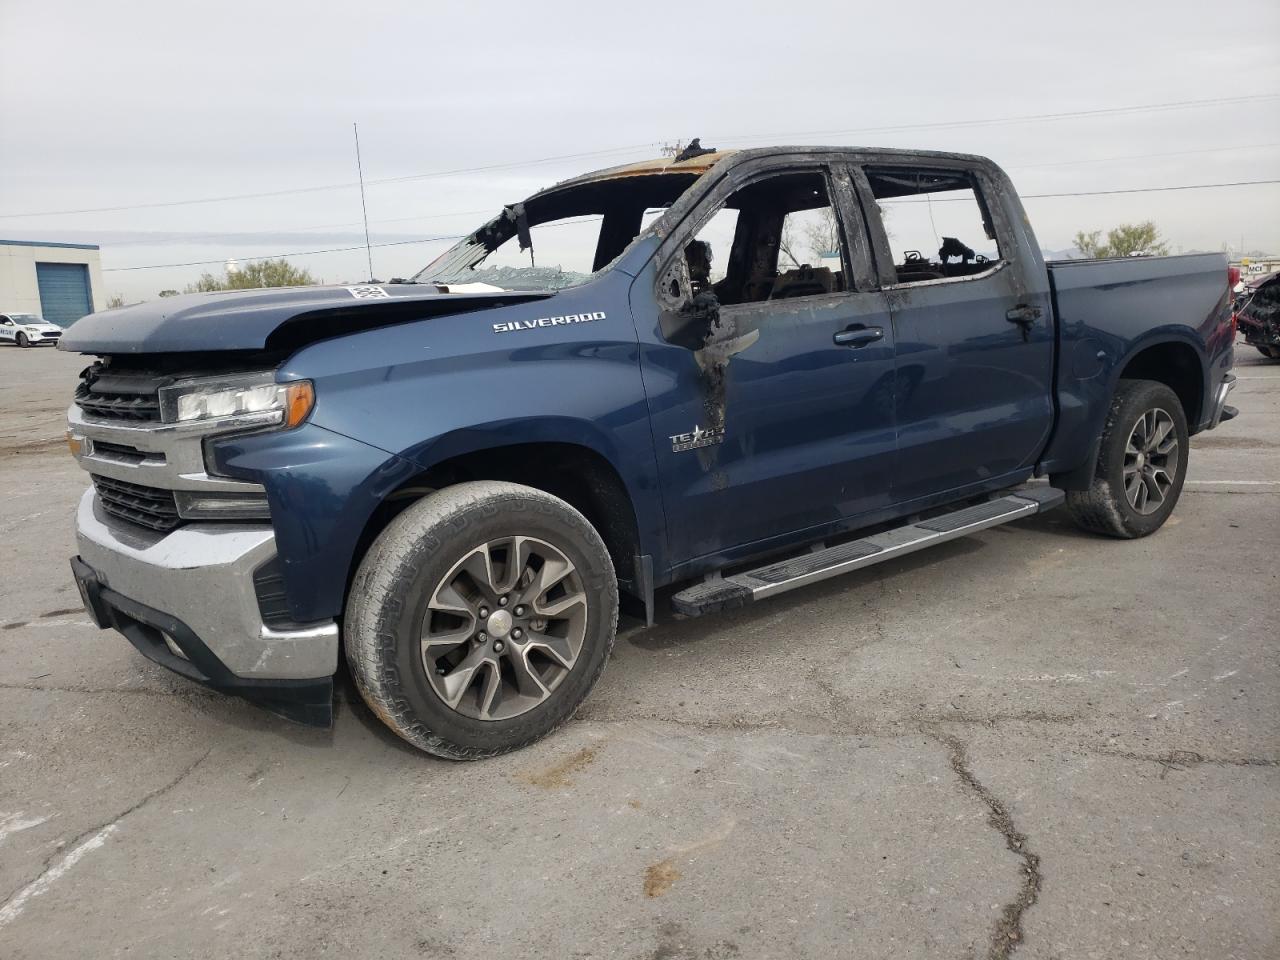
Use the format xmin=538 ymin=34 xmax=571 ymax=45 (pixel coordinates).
xmin=864 ymin=166 xmax=1004 ymax=283
xmin=658 ymin=169 xmax=850 ymax=348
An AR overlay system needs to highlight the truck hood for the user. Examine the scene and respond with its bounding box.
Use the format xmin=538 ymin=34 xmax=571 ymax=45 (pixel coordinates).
xmin=58 ymin=283 xmax=554 ymax=354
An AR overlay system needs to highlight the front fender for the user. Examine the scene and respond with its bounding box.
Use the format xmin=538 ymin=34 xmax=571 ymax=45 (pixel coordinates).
xmin=266 ymin=276 xmax=667 ymax=594
xmin=210 ymin=422 xmax=421 ymax=624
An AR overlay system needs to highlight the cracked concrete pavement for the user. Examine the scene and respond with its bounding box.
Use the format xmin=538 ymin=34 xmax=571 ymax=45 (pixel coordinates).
xmin=0 ymin=344 xmax=1276 ymax=959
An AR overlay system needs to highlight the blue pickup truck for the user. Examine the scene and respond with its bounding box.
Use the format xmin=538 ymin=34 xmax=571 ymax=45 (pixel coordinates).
xmin=61 ymin=146 xmax=1238 ymax=758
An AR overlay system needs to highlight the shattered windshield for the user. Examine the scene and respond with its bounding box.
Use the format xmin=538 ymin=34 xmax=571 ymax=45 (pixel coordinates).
xmin=412 ymin=172 xmax=704 ymax=291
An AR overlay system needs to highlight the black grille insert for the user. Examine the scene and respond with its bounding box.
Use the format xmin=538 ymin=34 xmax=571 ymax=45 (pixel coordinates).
xmin=252 ymin=557 xmax=294 ymax=628
xmin=91 ymin=440 xmax=162 ymax=466
xmin=75 ymin=369 xmax=164 ymax=422
xmin=92 ymin=475 xmax=182 ymax=532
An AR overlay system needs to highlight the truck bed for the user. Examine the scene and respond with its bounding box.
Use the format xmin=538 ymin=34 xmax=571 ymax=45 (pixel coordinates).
xmin=1040 ymin=252 xmax=1233 ymax=477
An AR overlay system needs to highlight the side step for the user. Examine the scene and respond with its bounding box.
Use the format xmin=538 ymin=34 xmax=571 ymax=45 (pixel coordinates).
xmin=671 ymin=485 xmax=1065 ymax=617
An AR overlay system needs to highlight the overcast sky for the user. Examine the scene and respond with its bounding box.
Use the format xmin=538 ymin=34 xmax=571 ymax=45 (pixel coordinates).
xmin=2 ymin=0 xmax=1277 ymax=301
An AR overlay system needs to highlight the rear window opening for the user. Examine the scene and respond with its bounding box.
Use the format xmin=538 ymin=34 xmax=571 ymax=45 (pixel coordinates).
xmin=865 ymin=167 xmax=1003 ymax=284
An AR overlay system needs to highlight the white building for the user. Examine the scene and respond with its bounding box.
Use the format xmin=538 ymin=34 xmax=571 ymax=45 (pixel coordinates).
xmin=0 ymin=239 xmax=106 ymax=327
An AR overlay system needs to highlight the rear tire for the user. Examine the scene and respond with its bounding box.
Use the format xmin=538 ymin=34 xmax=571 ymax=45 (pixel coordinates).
xmin=1257 ymin=345 xmax=1280 ymax=360
xmin=15 ymin=332 xmax=29 ymax=348
xmin=1065 ymin=379 xmax=1189 ymax=539
xmin=344 ymin=481 xmax=618 ymax=760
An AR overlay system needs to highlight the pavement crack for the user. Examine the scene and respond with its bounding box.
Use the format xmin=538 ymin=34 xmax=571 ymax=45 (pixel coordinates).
xmin=927 ymin=727 xmax=1040 ymax=960
xmin=572 ymin=709 xmax=1078 ymax=740
xmin=1090 ymin=747 xmax=1277 ymax=774
xmin=919 ymin=710 xmax=1078 ymax=727
xmin=0 ymin=748 xmax=211 ymax=924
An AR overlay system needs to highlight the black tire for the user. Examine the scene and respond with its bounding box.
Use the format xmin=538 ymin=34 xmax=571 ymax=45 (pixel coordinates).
xmin=1257 ymin=345 xmax=1280 ymax=360
xmin=1065 ymin=379 xmax=1189 ymax=539
xmin=344 ymin=481 xmax=618 ymax=760
xmin=15 ymin=332 xmax=29 ymax=348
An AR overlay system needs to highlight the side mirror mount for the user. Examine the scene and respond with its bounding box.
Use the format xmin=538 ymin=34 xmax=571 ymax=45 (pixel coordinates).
xmin=663 ymin=288 xmax=722 ymax=351
xmin=659 ymin=256 xmax=692 ymax=306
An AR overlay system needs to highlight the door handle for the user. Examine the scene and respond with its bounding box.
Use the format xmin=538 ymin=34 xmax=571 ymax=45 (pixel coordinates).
xmin=1005 ymin=304 xmax=1042 ymax=326
xmin=833 ymin=325 xmax=884 ymax=347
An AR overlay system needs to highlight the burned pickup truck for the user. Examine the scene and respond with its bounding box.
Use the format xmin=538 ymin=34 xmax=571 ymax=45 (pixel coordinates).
xmin=61 ymin=145 xmax=1237 ymax=758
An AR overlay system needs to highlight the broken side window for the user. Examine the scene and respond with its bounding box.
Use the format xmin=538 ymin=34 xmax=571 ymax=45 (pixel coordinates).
xmin=864 ymin=167 xmax=1004 ymax=284
xmin=682 ymin=170 xmax=847 ymax=307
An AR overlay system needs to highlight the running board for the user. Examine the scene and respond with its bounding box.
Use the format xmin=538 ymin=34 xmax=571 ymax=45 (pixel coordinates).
xmin=671 ymin=485 xmax=1065 ymax=617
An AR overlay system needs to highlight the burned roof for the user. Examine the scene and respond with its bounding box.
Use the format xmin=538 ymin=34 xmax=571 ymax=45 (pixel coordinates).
xmin=538 ymin=151 xmax=738 ymax=194
xmin=532 ymin=144 xmax=1004 ymax=201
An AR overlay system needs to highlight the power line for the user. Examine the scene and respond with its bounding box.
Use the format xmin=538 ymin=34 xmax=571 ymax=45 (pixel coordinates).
xmin=1012 ymin=141 xmax=1280 ymax=169
xmin=712 ymin=94 xmax=1280 ymax=144
xmin=1024 ymin=178 xmax=1279 ymax=199
xmin=9 ymin=93 xmax=1277 ymax=220
xmin=103 ymin=179 xmax=1279 ymax=273
xmin=102 ymin=140 xmax=1280 ymax=249
xmin=0 ymin=144 xmax=664 ymax=219
xmin=102 ymin=207 xmax=495 ymax=248
xmin=101 ymin=235 xmax=466 ymax=272
xmin=885 ymin=178 xmax=1280 ymax=204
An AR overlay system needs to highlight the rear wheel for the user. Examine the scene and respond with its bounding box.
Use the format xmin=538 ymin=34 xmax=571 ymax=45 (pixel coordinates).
xmin=344 ymin=481 xmax=618 ymax=759
xmin=1065 ymin=379 xmax=1189 ymax=539
xmin=15 ymin=332 xmax=29 ymax=348
xmin=1257 ymin=345 xmax=1280 ymax=360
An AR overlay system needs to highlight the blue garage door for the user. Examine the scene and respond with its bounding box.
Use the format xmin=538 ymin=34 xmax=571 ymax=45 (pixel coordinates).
xmin=36 ymin=262 xmax=93 ymax=327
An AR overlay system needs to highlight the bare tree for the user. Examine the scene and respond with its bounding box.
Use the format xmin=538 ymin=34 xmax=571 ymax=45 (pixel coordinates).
xmin=779 ymin=208 xmax=841 ymax=269
xmin=778 ymin=228 xmax=805 ymax=270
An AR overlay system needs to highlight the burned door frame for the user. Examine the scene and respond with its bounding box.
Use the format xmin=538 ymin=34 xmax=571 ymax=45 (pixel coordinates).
xmin=635 ymin=152 xmax=901 ymax=570
xmin=651 ymin=153 xmax=880 ymax=320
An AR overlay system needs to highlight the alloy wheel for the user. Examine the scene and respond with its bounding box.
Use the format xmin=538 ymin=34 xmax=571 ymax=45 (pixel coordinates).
xmin=421 ymin=536 xmax=587 ymax=720
xmin=1123 ymin=407 xmax=1179 ymax=515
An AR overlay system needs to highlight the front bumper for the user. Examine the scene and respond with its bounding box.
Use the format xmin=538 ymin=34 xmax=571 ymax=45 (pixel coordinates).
xmin=72 ymin=488 xmax=337 ymax=725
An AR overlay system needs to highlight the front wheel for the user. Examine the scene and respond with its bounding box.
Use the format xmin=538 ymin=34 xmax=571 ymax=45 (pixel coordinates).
xmin=1065 ymin=379 xmax=1189 ymax=539
xmin=15 ymin=332 xmax=29 ymax=348
xmin=344 ymin=481 xmax=618 ymax=759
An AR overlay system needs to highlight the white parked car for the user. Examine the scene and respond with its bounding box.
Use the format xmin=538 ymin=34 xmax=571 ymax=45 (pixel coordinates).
xmin=0 ymin=312 xmax=63 ymax=347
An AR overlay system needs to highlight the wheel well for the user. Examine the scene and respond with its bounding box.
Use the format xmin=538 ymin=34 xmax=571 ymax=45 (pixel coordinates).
xmin=1119 ymin=341 xmax=1203 ymax=427
xmin=349 ymin=443 xmax=642 ymax=599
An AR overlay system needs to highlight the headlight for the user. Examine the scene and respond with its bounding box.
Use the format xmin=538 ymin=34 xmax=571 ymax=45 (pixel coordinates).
xmin=160 ymin=374 xmax=314 ymax=428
